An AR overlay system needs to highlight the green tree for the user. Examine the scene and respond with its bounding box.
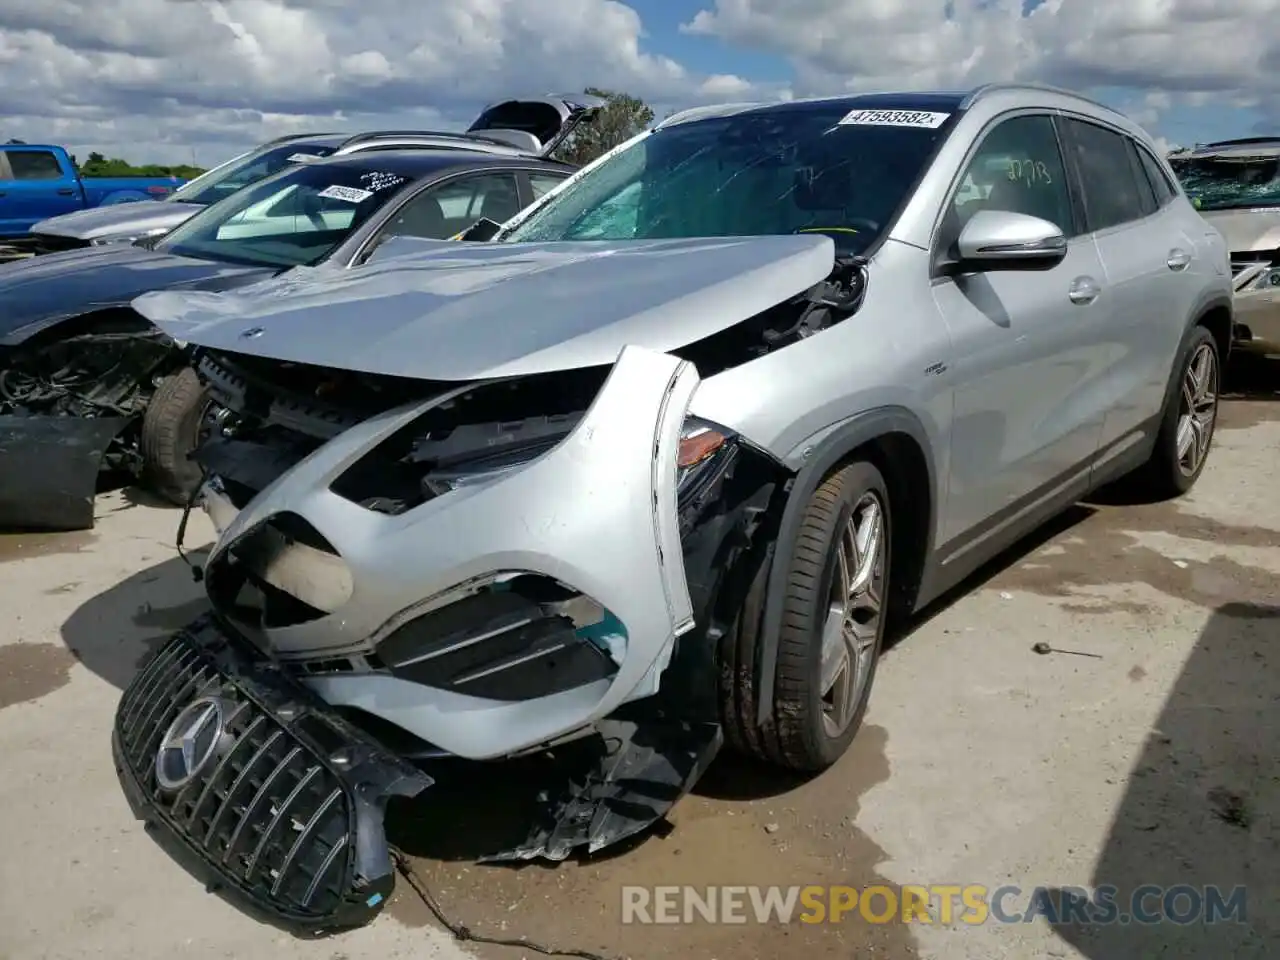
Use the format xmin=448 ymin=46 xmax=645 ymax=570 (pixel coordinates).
xmin=76 ymin=150 xmax=204 ymax=179
xmin=552 ymin=87 xmax=654 ymax=166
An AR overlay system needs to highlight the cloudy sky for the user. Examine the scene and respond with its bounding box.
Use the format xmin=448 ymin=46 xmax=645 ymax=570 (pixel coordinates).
xmin=2 ymin=0 xmax=1277 ymax=168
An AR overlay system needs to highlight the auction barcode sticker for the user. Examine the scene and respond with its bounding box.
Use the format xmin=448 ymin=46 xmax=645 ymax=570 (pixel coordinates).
xmin=317 ymin=184 xmax=374 ymax=203
xmin=838 ymin=109 xmax=950 ymax=128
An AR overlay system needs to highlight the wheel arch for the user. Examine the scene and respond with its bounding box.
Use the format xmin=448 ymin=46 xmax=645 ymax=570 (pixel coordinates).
xmin=2 ymin=304 xmax=158 ymax=350
xmin=752 ymin=406 xmax=938 ymax=727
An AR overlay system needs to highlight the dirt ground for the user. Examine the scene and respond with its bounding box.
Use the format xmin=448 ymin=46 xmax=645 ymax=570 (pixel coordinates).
xmin=0 ymin=357 xmax=1276 ymax=960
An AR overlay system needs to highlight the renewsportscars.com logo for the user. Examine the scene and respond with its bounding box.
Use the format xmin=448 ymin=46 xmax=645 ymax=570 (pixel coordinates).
xmin=620 ymin=884 xmax=1248 ymax=926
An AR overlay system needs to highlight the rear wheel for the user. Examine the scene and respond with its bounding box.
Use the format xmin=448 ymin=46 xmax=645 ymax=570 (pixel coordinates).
xmin=139 ymin=367 xmax=212 ymax=505
xmin=1128 ymin=325 xmax=1220 ymax=500
xmin=749 ymin=459 xmax=891 ymax=772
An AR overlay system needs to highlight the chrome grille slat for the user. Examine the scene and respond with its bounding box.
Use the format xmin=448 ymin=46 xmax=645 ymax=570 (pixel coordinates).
xmin=236 ymin=746 xmax=303 ymax=881
xmin=190 ymin=715 xmax=269 ymax=837
xmin=271 ymin=786 xmax=342 ymax=897
xmin=213 ymin=730 xmax=287 ymax=860
xmin=171 ymin=701 xmax=254 ymax=811
xmin=128 ymin=662 xmax=210 ymax=767
xmin=121 ymin=643 xmax=191 ymax=741
xmin=252 ymin=765 xmax=322 ymax=890
xmin=301 ymin=834 xmax=349 ymax=909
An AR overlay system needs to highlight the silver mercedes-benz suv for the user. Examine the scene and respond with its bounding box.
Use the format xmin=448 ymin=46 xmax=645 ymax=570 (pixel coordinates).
xmin=118 ymin=83 xmax=1232 ymax=929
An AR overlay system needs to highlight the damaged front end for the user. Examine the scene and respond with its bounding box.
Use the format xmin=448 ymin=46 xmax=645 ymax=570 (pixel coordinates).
xmin=0 ymin=322 xmax=176 ymax=530
xmin=120 ymin=239 xmax=868 ymax=925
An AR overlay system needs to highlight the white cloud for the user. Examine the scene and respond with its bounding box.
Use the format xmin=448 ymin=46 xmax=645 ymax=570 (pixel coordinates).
xmin=0 ymin=0 xmax=758 ymax=165
xmin=3 ymin=0 xmax=1278 ymax=167
xmin=684 ymin=0 xmax=1280 ymax=126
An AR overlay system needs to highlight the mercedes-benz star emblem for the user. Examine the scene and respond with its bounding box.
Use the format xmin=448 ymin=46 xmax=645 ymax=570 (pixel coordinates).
xmin=154 ymin=697 xmax=228 ymax=792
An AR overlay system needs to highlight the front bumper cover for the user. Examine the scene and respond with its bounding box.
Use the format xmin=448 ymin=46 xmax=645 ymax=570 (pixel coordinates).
xmin=112 ymin=614 xmax=432 ymax=931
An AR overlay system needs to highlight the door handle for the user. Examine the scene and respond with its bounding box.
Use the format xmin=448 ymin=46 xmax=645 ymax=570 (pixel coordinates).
xmin=1068 ymin=276 xmax=1100 ymax=305
xmin=55 ymin=187 xmax=76 ymax=196
xmin=1167 ymin=248 xmax=1191 ymax=271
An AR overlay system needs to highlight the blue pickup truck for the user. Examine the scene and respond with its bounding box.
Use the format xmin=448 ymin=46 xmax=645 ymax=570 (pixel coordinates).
xmin=0 ymin=143 xmax=186 ymax=244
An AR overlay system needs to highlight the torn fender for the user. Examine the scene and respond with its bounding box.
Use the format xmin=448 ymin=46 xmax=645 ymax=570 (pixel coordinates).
xmin=0 ymin=415 xmax=129 ymax=531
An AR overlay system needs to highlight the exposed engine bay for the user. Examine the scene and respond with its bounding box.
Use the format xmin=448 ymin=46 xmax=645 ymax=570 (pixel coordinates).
xmin=0 ymin=321 xmax=176 ymax=530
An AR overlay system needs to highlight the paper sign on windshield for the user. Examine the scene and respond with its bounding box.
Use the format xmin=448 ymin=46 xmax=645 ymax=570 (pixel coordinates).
xmin=287 ymin=153 xmax=324 ymax=162
xmin=838 ymin=109 xmax=950 ymax=129
xmin=317 ymin=184 xmax=374 ymax=203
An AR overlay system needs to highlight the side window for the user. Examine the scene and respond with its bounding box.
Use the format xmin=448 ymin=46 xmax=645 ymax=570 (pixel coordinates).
xmin=1061 ymin=119 xmax=1150 ymax=231
xmin=379 ymin=172 xmax=523 ymax=241
xmin=1136 ymin=146 xmax=1177 ymax=206
xmin=529 ymin=173 xmax=566 ymax=199
xmin=7 ymin=150 xmax=64 ymax=181
xmin=944 ymin=115 xmax=1075 ymax=250
xmin=1123 ymin=139 xmax=1158 ymax=217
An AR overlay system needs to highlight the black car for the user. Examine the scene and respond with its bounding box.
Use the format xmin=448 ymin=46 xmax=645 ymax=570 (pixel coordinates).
xmin=0 ymin=147 xmax=578 ymax=530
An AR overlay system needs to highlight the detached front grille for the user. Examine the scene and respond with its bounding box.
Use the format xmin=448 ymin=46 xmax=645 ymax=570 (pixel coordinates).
xmin=112 ymin=616 xmax=432 ymax=930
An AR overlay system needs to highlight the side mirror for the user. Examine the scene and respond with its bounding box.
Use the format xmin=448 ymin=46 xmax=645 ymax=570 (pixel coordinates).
xmin=456 ymin=217 xmax=502 ymax=242
xmin=950 ymin=210 xmax=1067 ymax=272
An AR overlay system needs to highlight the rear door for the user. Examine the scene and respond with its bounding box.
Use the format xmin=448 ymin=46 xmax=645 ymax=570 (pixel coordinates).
xmin=0 ymin=147 xmax=81 ymax=234
xmin=1058 ymin=117 xmax=1191 ymax=453
xmin=931 ymin=112 xmax=1112 ymax=544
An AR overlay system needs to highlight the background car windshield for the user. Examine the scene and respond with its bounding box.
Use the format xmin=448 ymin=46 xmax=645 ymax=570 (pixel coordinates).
xmin=502 ymin=105 xmax=950 ymax=253
xmin=156 ymin=163 xmax=412 ymax=267
xmin=168 ymin=142 xmax=336 ymax=205
xmin=1171 ymin=156 xmax=1280 ymax=211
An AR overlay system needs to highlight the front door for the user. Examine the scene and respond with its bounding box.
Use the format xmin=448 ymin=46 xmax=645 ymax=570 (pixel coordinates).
xmin=931 ymin=112 xmax=1111 ymax=548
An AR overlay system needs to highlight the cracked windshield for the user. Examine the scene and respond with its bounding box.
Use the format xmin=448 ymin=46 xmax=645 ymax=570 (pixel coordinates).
xmin=1170 ymin=155 xmax=1280 ymax=210
xmin=503 ymin=105 xmax=950 ymax=254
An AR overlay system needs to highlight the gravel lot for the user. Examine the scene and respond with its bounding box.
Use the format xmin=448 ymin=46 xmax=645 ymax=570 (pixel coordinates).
xmin=0 ymin=358 xmax=1276 ymax=960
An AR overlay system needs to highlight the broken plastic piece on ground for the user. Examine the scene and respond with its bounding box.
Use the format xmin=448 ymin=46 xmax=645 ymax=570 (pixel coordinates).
xmin=480 ymin=716 xmax=723 ymax=863
xmin=0 ymin=415 xmax=128 ymax=530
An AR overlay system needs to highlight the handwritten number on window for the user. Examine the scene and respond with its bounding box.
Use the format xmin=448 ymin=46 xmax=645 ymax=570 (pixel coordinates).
xmin=1006 ymin=159 xmax=1052 ymax=186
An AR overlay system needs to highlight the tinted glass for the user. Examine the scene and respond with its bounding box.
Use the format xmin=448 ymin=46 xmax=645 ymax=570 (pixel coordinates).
xmin=1124 ymin=140 xmax=1159 ymax=216
xmin=1169 ymin=155 xmax=1280 ymax=211
xmin=378 ymin=172 xmax=523 ymax=241
xmin=7 ymin=150 xmax=63 ymax=180
xmin=529 ymin=172 xmax=566 ymax=199
xmin=946 ymin=114 xmax=1075 ymax=244
xmin=1063 ymin=119 xmax=1150 ymax=231
xmin=156 ymin=161 xmax=413 ymax=267
xmin=503 ymin=105 xmax=953 ymax=255
xmin=1136 ymin=147 xmax=1177 ymax=206
xmin=170 ymin=143 xmax=336 ymax=205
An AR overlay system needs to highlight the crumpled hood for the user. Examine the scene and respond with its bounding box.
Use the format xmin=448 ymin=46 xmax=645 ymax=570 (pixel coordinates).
xmin=133 ymin=234 xmax=835 ymax=380
xmin=31 ymin=200 xmax=202 ymax=242
xmin=0 ymin=243 xmax=276 ymax=345
xmin=1197 ymin=207 xmax=1280 ymax=254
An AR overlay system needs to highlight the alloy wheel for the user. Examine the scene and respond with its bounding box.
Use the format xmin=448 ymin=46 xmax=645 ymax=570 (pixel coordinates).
xmin=819 ymin=491 xmax=886 ymax=738
xmin=1176 ymin=341 xmax=1218 ymax=477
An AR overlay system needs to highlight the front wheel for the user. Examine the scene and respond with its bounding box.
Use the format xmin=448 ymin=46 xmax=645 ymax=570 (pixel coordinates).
xmin=761 ymin=459 xmax=891 ymax=771
xmin=139 ymin=367 xmax=212 ymax=505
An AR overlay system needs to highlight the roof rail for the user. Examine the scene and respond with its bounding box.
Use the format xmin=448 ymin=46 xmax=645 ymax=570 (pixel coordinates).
xmin=335 ymin=129 xmax=534 ymax=156
xmin=961 ymin=82 xmax=1122 ymax=117
xmin=657 ymin=102 xmax=766 ymax=129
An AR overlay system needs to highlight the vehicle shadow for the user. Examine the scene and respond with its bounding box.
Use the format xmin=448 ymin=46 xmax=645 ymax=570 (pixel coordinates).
xmin=1045 ymin=602 xmax=1279 ymax=958
xmin=60 ymin=549 xmax=210 ymax=690
xmin=1222 ymin=352 xmax=1280 ymax=403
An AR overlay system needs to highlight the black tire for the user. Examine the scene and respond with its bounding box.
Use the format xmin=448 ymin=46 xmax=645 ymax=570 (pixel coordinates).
xmin=140 ymin=366 xmax=211 ymax=505
xmin=1127 ymin=325 xmax=1221 ymax=501
xmin=740 ymin=459 xmax=892 ymax=772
